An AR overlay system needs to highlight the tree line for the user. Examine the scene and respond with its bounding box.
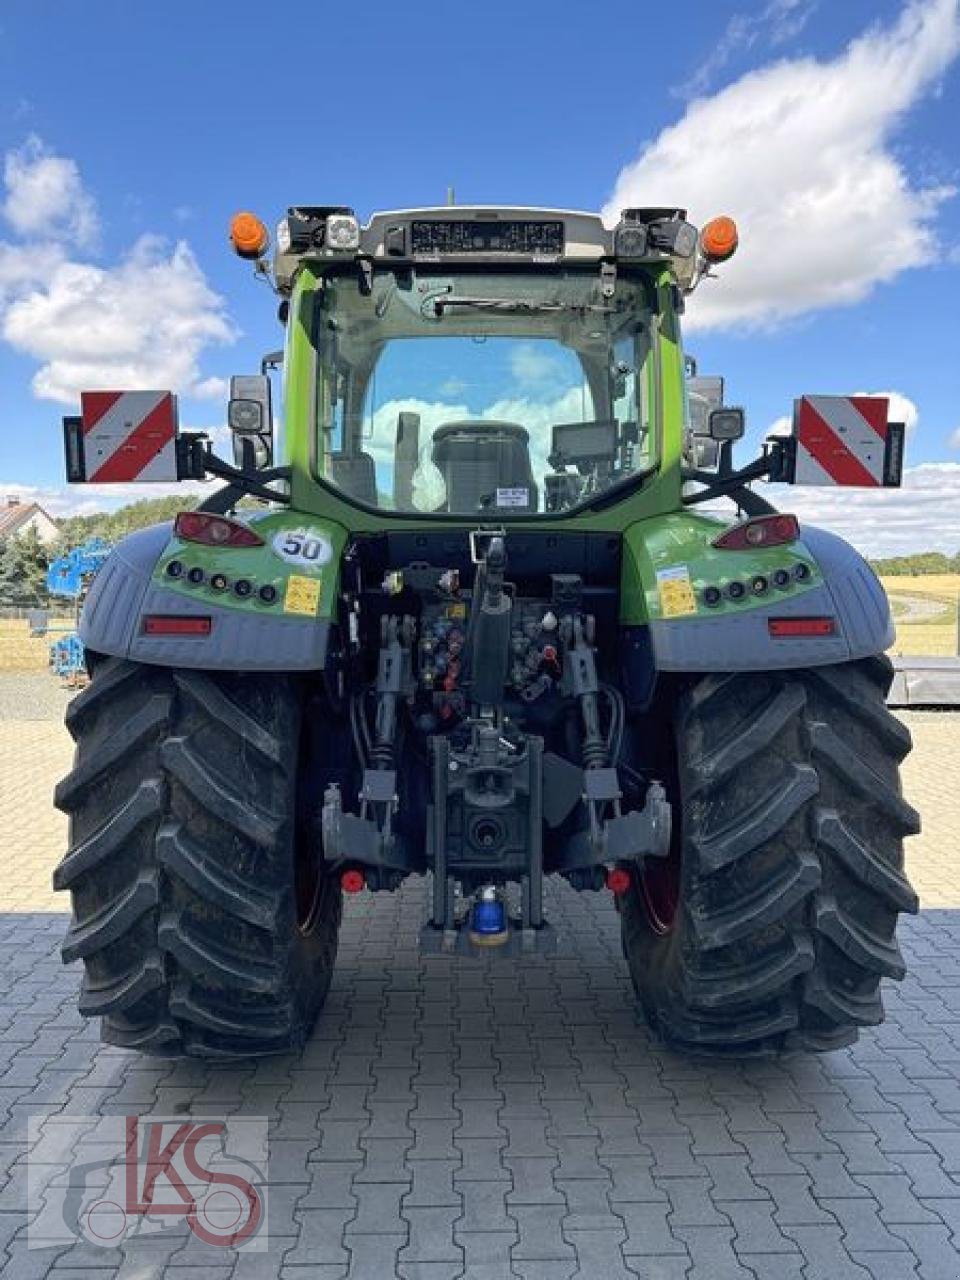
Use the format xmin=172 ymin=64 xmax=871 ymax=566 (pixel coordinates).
xmin=868 ymin=552 xmax=960 ymax=576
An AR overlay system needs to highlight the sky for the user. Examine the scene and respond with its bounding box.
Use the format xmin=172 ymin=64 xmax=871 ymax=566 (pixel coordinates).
xmin=0 ymin=0 xmax=958 ymax=555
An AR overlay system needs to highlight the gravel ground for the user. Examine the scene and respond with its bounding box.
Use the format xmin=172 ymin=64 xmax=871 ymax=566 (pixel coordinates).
xmin=0 ymin=673 xmax=74 ymax=722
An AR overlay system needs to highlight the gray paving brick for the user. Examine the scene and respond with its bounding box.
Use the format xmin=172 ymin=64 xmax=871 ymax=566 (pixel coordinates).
xmin=602 ymin=1154 xmax=665 ymax=1203
xmin=791 ymin=1152 xmax=872 ymax=1199
xmin=455 ymin=1138 xmax=510 ymax=1182
xmin=409 ymin=1118 xmax=458 ymax=1161
xmin=752 ymin=1174 xmax=835 ymax=1225
xmin=701 ymin=1154 xmax=769 ymax=1202
xmin=564 ymin=1227 xmax=642 ymax=1280
xmin=404 ymin=1161 xmax=462 ymax=1208
xmin=672 ymin=1224 xmax=753 ymax=1278
xmin=399 ymin=1206 xmax=461 ymax=1263
xmin=341 ymin=1232 xmax=406 ymax=1278
xmin=455 ymin=1095 xmax=506 ymax=1136
xmin=457 ymin=1179 xmax=514 ymax=1233
xmin=661 ymin=1176 xmax=730 ymax=1228
xmin=821 ymin=1195 xmax=913 ymax=1253
xmin=363 ymin=1098 xmax=413 ymax=1140
xmin=725 ymin=1199 xmax=795 ymax=1255
xmin=780 ymin=1224 xmax=874 ymax=1278
xmin=398 ymin=1264 xmax=463 ymax=1280
xmin=311 ymin=1120 xmax=366 ymax=1162
xmin=511 ymin=1262 xmax=578 ymax=1280
xmin=346 ymin=1182 xmax=407 ymax=1234
xmin=845 ymin=1254 xmax=919 ymax=1279
xmin=737 ymin=1256 xmax=806 ymax=1279
xmin=887 ymin=1224 xmax=960 ymax=1279
xmin=285 ymin=1208 xmax=353 ymax=1267
xmin=511 ymin=1204 xmax=576 ymax=1262
xmin=455 ymin=1228 xmax=518 ymax=1269
xmin=892 ymin=1151 xmax=960 ymax=1199
xmin=618 ymin=1201 xmax=690 ymax=1256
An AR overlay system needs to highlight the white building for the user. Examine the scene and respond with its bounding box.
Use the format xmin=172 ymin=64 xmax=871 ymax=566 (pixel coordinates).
xmin=0 ymin=496 xmax=59 ymax=546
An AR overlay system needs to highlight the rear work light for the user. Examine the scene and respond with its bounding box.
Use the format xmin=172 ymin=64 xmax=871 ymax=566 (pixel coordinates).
xmin=768 ymin=617 xmax=835 ymax=637
xmin=713 ymin=514 xmax=799 ymax=551
xmin=142 ymin=615 xmax=212 ymax=636
xmin=174 ymin=511 xmax=264 ymax=548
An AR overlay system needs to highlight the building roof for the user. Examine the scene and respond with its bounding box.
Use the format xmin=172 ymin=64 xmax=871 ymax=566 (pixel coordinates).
xmin=0 ymin=502 xmax=56 ymax=539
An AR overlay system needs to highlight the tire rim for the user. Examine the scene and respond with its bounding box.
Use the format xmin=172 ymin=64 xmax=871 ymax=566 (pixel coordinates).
xmin=640 ymin=846 xmax=681 ymax=934
xmin=294 ymin=719 xmax=323 ymax=933
xmin=295 ymin=842 xmax=322 ymax=934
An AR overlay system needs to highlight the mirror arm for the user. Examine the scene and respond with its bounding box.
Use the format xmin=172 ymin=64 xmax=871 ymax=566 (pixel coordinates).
xmin=187 ymin=438 xmax=292 ymax=513
xmin=681 ymin=454 xmax=777 ymax=516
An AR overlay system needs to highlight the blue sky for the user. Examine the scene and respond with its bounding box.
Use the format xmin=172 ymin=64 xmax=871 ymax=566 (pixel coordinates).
xmin=0 ymin=0 xmax=958 ymax=552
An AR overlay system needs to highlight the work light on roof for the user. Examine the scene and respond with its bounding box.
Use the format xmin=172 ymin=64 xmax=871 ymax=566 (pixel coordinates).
xmin=614 ymin=223 xmax=648 ymax=261
xmin=326 ymin=213 xmax=360 ymax=251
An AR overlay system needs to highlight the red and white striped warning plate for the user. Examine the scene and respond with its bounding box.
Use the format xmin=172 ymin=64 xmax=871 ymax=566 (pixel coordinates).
xmin=793 ymin=395 xmax=889 ymax=487
xmin=80 ymin=391 xmax=178 ymax=482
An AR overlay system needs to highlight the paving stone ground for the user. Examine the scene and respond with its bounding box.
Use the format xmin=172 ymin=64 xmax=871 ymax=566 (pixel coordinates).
xmin=2 ymin=677 xmax=960 ymax=1279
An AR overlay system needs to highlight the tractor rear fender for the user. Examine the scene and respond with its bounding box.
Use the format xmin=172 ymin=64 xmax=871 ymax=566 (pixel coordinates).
xmin=79 ymin=517 xmax=340 ymax=671
xmin=624 ymin=516 xmax=894 ymax=673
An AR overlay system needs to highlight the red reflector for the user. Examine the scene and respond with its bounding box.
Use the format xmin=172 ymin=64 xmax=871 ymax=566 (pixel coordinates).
xmin=341 ymin=869 xmax=365 ymax=894
xmin=174 ymin=510 xmax=264 ymax=548
xmin=142 ymin=615 xmax=212 ymax=636
xmin=606 ymin=867 xmax=633 ymax=896
xmin=768 ymin=617 xmax=836 ymax=637
xmin=713 ymin=514 xmax=799 ymax=550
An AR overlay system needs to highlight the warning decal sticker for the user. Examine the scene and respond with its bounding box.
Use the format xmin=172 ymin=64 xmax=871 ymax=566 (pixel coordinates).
xmin=284 ymin=574 xmax=321 ymax=616
xmin=656 ymin=565 xmax=698 ymax=618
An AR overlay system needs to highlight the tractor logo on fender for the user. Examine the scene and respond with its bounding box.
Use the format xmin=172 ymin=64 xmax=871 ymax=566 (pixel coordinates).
xmin=271 ymin=528 xmax=333 ymax=569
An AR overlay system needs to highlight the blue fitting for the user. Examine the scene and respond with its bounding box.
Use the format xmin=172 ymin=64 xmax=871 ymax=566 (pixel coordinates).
xmin=471 ymin=898 xmax=507 ymax=936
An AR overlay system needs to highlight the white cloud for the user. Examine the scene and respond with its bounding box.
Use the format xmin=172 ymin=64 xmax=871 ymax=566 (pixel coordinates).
xmin=604 ymin=0 xmax=960 ymax=331
xmin=2 ymin=234 xmax=235 ymax=404
xmin=3 ymin=136 xmax=99 ymax=249
xmin=192 ymin=375 xmax=230 ymax=402
xmin=757 ymin=461 xmax=960 ymax=556
xmin=0 ymin=240 xmax=65 ymax=305
xmin=855 ymin=389 xmax=919 ymax=435
xmin=0 ymin=139 xmax=234 ymax=413
xmin=676 ymin=0 xmax=818 ymax=99
xmin=509 ymin=343 xmax=565 ymax=386
xmin=950 ymin=427 xmax=960 ymax=448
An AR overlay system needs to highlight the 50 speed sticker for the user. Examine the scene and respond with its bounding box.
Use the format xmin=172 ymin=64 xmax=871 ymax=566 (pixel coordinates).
xmin=656 ymin=565 xmax=698 ymax=618
xmin=271 ymin=528 xmax=333 ymax=569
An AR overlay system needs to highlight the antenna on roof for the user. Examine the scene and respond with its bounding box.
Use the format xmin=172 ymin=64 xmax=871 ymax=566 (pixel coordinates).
xmin=446 ymin=186 xmax=455 ymax=207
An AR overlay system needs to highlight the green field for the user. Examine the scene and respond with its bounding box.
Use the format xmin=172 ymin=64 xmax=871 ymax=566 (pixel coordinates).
xmin=881 ymin=575 xmax=960 ymax=658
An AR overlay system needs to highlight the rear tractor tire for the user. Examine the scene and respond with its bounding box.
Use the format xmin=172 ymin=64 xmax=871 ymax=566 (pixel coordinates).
xmin=53 ymin=657 xmax=342 ymax=1058
xmin=621 ymin=656 xmax=920 ymax=1055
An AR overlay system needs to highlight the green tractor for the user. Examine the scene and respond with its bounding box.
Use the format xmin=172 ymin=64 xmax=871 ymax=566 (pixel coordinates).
xmin=53 ymin=203 xmax=919 ymax=1058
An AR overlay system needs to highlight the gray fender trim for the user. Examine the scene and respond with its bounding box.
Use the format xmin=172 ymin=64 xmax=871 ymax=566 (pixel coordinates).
xmin=79 ymin=523 xmax=331 ymax=671
xmin=649 ymin=524 xmax=894 ymax=672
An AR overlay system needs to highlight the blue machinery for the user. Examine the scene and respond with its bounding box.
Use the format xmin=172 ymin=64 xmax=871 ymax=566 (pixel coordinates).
xmin=42 ymin=538 xmax=110 ymax=680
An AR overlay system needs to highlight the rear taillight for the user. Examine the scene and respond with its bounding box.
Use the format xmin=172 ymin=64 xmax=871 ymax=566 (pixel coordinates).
xmin=142 ymin=615 xmax=212 ymax=636
xmin=174 ymin=511 xmax=264 ymax=548
xmin=713 ymin=514 xmax=799 ymax=551
xmin=768 ymin=617 xmax=835 ymax=637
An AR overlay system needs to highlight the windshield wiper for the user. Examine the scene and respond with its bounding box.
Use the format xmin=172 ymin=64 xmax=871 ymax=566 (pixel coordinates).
xmin=428 ymin=295 xmax=616 ymax=319
xmin=430 ymin=296 xmax=566 ymax=316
